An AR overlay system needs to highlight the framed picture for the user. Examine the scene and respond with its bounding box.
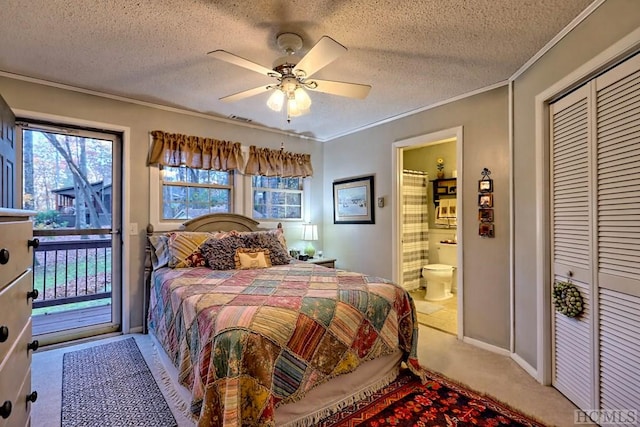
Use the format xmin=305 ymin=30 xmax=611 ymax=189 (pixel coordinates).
xmin=333 ymin=175 xmax=375 ymax=224
xmin=478 ymin=179 xmax=493 ymax=193
xmin=478 ymin=193 xmax=493 ymax=208
xmin=479 ymin=222 xmax=495 ymax=237
xmin=478 ymin=208 xmax=494 ymax=222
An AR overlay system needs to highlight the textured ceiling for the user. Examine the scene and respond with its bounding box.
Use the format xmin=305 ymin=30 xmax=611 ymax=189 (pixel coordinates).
xmin=0 ymin=0 xmax=593 ymax=141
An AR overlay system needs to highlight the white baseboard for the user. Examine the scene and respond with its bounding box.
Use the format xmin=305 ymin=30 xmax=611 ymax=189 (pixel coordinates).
xmin=511 ymin=352 xmax=541 ymax=383
xmin=462 ymin=336 xmax=510 ymax=356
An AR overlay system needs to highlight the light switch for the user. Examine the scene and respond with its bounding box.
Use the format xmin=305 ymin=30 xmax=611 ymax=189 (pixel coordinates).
xmin=129 ymin=223 xmax=138 ymax=235
xmin=377 ymin=197 xmax=384 ymax=208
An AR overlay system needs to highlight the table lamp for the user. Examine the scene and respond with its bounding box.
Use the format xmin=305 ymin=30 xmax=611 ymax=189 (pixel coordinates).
xmin=301 ymin=224 xmax=318 ymax=258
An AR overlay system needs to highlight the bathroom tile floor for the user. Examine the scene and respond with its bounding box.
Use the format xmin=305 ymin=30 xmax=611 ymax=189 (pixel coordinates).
xmin=410 ymin=289 xmax=458 ymax=335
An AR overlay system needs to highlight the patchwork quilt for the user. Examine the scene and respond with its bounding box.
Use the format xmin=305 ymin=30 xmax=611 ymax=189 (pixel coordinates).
xmin=148 ymin=262 xmax=424 ymax=427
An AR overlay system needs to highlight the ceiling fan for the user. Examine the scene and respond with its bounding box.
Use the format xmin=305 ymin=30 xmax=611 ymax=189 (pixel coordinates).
xmin=208 ymin=33 xmax=371 ymax=120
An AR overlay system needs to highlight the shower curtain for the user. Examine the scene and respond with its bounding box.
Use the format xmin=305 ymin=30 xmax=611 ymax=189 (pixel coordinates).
xmin=402 ymin=170 xmax=429 ymax=291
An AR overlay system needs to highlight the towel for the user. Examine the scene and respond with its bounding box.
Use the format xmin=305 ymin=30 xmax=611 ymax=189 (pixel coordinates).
xmin=447 ymin=199 xmax=457 ymax=218
xmin=435 ymin=205 xmax=449 ymax=225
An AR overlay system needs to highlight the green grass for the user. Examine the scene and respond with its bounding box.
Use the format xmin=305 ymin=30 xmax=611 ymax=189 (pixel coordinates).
xmin=33 ymin=249 xmax=113 ymax=314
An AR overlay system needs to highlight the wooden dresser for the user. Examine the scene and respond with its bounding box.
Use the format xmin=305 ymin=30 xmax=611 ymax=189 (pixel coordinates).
xmin=0 ymin=209 xmax=38 ymax=427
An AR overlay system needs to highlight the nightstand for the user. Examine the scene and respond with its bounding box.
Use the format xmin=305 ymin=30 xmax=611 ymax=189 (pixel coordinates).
xmin=304 ymin=257 xmax=336 ymax=268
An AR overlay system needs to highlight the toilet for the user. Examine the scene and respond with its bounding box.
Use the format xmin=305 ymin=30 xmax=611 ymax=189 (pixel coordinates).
xmin=422 ymin=243 xmax=457 ymax=301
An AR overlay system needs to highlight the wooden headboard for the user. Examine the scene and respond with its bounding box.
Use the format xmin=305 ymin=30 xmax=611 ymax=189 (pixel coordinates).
xmin=143 ymin=213 xmax=281 ymax=332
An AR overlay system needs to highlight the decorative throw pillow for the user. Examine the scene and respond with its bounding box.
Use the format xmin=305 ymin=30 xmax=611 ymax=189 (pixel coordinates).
xmin=167 ymin=231 xmax=212 ymax=268
xmin=239 ymin=231 xmax=291 ymax=265
xmin=201 ymin=235 xmax=246 ymax=270
xmin=148 ymin=234 xmax=171 ymax=269
xmin=234 ymin=248 xmax=272 ymax=269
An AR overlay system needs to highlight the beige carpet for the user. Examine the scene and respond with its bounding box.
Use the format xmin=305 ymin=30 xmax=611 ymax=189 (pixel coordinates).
xmin=32 ymin=328 xmax=588 ymax=427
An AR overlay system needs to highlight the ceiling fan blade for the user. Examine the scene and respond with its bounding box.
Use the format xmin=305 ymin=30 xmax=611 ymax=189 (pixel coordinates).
xmin=219 ymin=85 xmax=272 ymax=103
xmin=307 ymin=79 xmax=371 ymax=99
xmin=208 ymin=50 xmax=278 ymax=77
xmin=294 ymin=36 xmax=347 ymax=78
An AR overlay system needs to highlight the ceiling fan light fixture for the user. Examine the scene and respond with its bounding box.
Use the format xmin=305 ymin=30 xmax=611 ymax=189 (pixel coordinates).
xmin=267 ymin=89 xmax=285 ymax=112
xmin=294 ymin=87 xmax=312 ymax=111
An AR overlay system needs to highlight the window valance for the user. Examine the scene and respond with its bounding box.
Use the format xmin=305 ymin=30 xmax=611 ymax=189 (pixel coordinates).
xmin=147 ymin=130 xmax=244 ymax=171
xmin=244 ymin=145 xmax=314 ymax=177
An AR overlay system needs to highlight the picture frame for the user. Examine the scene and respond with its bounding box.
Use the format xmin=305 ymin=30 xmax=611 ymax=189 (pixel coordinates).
xmin=478 ymin=193 xmax=493 ymax=208
xmin=479 ymin=222 xmax=495 ymax=237
xmin=478 ymin=179 xmax=493 ymax=193
xmin=333 ymin=175 xmax=375 ymax=224
xmin=478 ymin=208 xmax=494 ymax=222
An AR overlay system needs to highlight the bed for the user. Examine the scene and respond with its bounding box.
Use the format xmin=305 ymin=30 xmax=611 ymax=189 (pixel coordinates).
xmin=144 ymin=213 xmax=424 ymax=426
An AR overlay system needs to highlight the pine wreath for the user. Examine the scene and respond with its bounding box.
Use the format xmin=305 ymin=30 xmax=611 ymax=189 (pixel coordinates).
xmin=553 ymin=281 xmax=584 ymax=318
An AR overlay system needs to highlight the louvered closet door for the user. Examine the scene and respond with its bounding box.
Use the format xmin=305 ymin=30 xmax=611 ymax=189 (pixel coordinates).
xmin=550 ymin=84 xmax=595 ymax=412
xmin=594 ymin=53 xmax=640 ymax=415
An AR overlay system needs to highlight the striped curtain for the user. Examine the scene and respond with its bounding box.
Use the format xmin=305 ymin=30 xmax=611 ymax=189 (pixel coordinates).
xmin=402 ymin=170 xmax=429 ymax=291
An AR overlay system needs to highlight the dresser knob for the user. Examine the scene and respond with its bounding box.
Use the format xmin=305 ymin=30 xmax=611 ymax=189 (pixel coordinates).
xmin=27 ymin=289 xmax=39 ymax=301
xmin=26 ymin=391 xmax=37 ymax=403
xmin=0 ymin=248 xmax=9 ymax=265
xmin=28 ymin=238 xmax=40 ymax=249
xmin=0 ymin=326 xmax=8 ymax=343
xmin=27 ymin=340 xmax=39 ymax=353
xmin=0 ymin=400 xmax=11 ymax=419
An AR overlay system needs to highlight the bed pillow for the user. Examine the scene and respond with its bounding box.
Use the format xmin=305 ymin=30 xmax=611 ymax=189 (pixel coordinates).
xmin=234 ymin=248 xmax=272 ymax=269
xmin=201 ymin=235 xmax=245 ymax=270
xmin=201 ymin=230 xmax=291 ymax=270
xmin=166 ymin=231 xmax=213 ymax=268
xmin=148 ymin=234 xmax=171 ymax=269
xmin=239 ymin=231 xmax=291 ymax=265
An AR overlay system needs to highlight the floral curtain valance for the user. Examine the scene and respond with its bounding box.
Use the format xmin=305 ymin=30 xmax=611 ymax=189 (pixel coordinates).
xmin=244 ymin=145 xmax=314 ymax=177
xmin=147 ymin=130 xmax=244 ymax=171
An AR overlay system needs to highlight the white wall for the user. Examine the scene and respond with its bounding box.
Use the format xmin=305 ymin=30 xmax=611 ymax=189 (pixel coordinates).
xmin=511 ymin=0 xmax=640 ymax=370
xmin=0 ymin=75 xmax=323 ymax=330
xmin=323 ymin=86 xmax=510 ymax=348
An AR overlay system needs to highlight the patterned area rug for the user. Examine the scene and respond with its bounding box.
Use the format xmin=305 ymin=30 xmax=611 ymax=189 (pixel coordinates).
xmin=61 ymin=337 xmax=177 ymax=427
xmin=317 ymin=369 xmax=545 ymax=427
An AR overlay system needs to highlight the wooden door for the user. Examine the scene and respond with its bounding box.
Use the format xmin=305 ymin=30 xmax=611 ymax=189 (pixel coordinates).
xmin=0 ymin=94 xmax=16 ymax=208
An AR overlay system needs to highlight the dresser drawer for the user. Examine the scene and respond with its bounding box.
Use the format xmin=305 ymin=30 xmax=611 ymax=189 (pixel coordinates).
xmin=0 ymin=369 xmax=30 ymax=427
xmin=0 ymin=271 xmax=33 ymax=363
xmin=0 ymin=221 xmax=33 ymax=290
xmin=0 ymin=319 xmax=32 ymax=424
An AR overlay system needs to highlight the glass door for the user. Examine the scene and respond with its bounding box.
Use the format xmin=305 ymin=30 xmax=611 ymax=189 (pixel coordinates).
xmin=17 ymin=122 xmax=122 ymax=344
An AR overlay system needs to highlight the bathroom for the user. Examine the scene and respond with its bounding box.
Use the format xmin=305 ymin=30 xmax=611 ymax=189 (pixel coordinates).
xmin=402 ymin=138 xmax=458 ymax=335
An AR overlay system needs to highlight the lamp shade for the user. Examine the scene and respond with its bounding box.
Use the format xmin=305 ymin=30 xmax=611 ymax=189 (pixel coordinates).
xmin=267 ymin=89 xmax=285 ymax=112
xmin=301 ymin=224 xmax=318 ymax=241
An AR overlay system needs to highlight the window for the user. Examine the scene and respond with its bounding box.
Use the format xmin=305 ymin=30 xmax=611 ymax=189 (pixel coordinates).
xmin=251 ymin=176 xmax=303 ymax=220
xmin=161 ymin=166 xmax=233 ymax=220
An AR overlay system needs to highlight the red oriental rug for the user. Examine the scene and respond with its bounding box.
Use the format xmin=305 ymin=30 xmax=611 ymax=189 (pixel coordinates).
xmin=318 ymin=369 xmax=546 ymax=427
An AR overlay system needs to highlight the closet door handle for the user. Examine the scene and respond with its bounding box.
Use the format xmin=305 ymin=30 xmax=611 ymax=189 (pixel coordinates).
xmin=28 ymin=238 xmax=40 ymax=249
xmin=0 ymin=325 xmax=8 ymax=343
xmin=26 ymin=391 xmax=38 ymax=403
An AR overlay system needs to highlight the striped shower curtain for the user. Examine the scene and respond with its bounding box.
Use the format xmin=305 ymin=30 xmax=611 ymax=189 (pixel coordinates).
xmin=402 ymin=170 xmax=429 ymax=291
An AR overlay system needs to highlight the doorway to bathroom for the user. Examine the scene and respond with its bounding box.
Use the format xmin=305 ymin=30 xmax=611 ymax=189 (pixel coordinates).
xmin=392 ymin=127 xmax=463 ymax=339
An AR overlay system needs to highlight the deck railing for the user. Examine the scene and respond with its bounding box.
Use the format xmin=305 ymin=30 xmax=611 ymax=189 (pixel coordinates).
xmin=32 ymin=230 xmax=112 ymax=309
